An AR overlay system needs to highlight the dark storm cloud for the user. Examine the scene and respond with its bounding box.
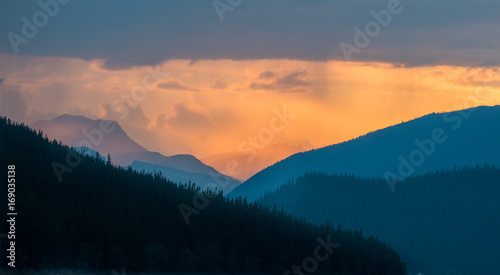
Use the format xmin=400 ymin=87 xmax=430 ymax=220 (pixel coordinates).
xmin=1 ymin=0 xmax=499 ymax=68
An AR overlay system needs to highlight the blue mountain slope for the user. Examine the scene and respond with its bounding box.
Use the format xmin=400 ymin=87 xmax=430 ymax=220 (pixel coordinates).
xmin=73 ymin=146 xmax=106 ymax=161
xmin=257 ymin=168 xmax=500 ymax=274
xmin=229 ymin=105 xmax=500 ymax=200
xmin=129 ymin=160 xmax=241 ymax=194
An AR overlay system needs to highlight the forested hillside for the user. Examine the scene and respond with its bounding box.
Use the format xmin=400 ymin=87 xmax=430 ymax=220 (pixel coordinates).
xmin=258 ymin=168 xmax=500 ymax=275
xmin=0 ymin=117 xmax=406 ymax=274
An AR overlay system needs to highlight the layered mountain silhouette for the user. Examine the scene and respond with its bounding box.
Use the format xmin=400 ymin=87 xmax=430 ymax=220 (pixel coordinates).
xmin=230 ymin=105 xmax=500 ymax=200
xmin=0 ymin=116 xmax=407 ymax=274
xmin=130 ymin=160 xmax=241 ymax=193
xmin=73 ymin=146 xmax=105 ymax=161
xmin=257 ymin=168 xmax=500 ymax=275
xmin=32 ymin=114 xmax=240 ymax=193
xmin=202 ymin=143 xmax=305 ymax=181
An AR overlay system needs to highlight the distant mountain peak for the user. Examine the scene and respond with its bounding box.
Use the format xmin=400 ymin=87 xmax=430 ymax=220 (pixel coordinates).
xmin=32 ymin=114 xmax=147 ymax=157
xmin=30 ymin=113 xmax=242 ymax=191
xmin=47 ymin=114 xmax=127 ymax=134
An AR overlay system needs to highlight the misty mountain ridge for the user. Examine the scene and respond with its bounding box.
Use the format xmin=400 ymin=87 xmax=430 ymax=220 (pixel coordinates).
xmin=73 ymin=146 xmax=105 ymax=162
xmin=32 ymin=114 xmax=148 ymax=158
xmin=116 ymin=151 xmax=217 ymax=175
xmin=32 ymin=114 xmax=241 ymax=193
xmin=0 ymin=116 xmax=407 ymax=274
xmin=130 ymin=161 xmax=241 ymax=193
xmin=230 ymin=105 xmax=500 ymax=200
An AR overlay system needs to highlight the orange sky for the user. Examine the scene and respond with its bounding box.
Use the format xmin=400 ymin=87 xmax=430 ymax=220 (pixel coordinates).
xmin=0 ymin=53 xmax=499 ymax=158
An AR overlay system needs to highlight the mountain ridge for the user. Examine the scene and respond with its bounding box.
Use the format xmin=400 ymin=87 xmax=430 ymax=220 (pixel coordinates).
xmin=32 ymin=114 xmax=147 ymax=157
xmin=230 ymin=105 xmax=500 ymax=200
xmin=130 ymin=160 xmax=241 ymax=193
xmin=0 ymin=116 xmax=407 ymax=274
xmin=31 ymin=114 xmax=241 ymax=191
xmin=257 ymin=167 xmax=500 ymax=274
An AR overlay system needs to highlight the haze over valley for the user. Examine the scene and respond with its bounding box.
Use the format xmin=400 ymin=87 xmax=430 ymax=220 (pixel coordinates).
xmin=1 ymin=1 xmax=500 ymax=274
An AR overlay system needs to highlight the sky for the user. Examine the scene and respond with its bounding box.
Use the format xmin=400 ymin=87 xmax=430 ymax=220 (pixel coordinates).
xmin=0 ymin=0 xmax=499 ymax=158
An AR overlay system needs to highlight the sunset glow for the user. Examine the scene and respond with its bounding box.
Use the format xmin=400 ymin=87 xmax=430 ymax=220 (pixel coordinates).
xmin=2 ymin=1 xmax=500 ymax=274
xmin=1 ymin=53 xmax=498 ymax=158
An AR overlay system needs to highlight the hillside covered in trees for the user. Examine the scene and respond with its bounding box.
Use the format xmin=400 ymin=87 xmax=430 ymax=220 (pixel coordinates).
xmin=257 ymin=168 xmax=500 ymax=275
xmin=0 ymin=117 xmax=407 ymax=274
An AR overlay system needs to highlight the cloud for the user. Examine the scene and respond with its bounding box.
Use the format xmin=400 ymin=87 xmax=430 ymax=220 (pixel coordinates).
xmin=0 ymin=79 xmax=4 ymax=84
xmin=157 ymin=103 xmax=213 ymax=129
xmin=259 ymin=71 xmax=275 ymax=80
xmin=158 ymin=80 xmax=199 ymax=92
xmin=68 ymin=106 xmax=96 ymax=119
xmin=0 ymin=1 xmax=499 ymax=68
xmin=276 ymin=70 xmax=310 ymax=88
xmin=85 ymin=76 xmax=124 ymax=92
xmin=210 ymin=80 xmax=227 ymax=90
xmin=101 ymin=103 xmax=151 ymax=129
xmin=250 ymin=70 xmax=311 ymax=93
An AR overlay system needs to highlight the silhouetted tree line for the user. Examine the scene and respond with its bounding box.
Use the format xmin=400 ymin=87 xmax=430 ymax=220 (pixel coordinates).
xmin=257 ymin=167 xmax=500 ymax=274
xmin=0 ymin=117 xmax=406 ymax=274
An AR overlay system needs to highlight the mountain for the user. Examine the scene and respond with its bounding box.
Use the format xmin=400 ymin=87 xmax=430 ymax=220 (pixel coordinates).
xmin=32 ymin=114 xmax=148 ymax=158
xmin=201 ymin=143 xmax=305 ymax=181
xmin=0 ymin=116 xmax=407 ymax=274
xmin=257 ymin=168 xmax=500 ymax=275
xmin=130 ymin=161 xmax=241 ymax=193
xmin=116 ymin=151 xmax=217 ymax=174
xmin=230 ymin=105 xmax=500 ymax=200
xmin=73 ymin=146 xmax=105 ymax=161
xmin=31 ymin=114 xmax=241 ymax=191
